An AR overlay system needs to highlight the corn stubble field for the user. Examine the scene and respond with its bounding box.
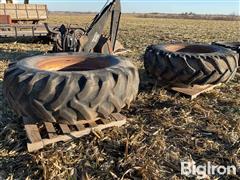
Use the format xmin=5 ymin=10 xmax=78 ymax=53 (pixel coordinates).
xmin=0 ymin=14 xmax=239 ymax=179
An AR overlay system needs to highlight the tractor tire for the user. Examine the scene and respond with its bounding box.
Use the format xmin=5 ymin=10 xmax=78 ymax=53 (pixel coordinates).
xmin=212 ymin=42 xmax=240 ymax=54
xmin=212 ymin=42 xmax=240 ymax=66
xmin=144 ymin=43 xmax=239 ymax=86
xmin=3 ymin=53 xmax=139 ymax=124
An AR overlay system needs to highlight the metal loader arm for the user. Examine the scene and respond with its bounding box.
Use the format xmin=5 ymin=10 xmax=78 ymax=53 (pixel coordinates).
xmin=82 ymin=0 xmax=121 ymax=52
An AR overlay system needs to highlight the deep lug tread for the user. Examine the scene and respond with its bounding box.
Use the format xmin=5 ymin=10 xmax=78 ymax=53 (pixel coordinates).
xmin=144 ymin=44 xmax=239 ymax=86
xmin=3 ymin=53 xmax=139 ymax=124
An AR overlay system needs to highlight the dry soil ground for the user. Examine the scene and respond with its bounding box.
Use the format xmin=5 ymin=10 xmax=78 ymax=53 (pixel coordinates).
xmin=0 ymin=14 xmax=239 ymax=179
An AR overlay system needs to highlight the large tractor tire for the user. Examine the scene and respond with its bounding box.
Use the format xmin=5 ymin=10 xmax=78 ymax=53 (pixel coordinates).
xmin=212 ymin=42 xmax=240 ymax=66
xmin=144 ymin=44 xmax=239 ymax=86
xmin=3 ymin=53 xmax=139 ymax=124
xmin=212 ymin=42 xmax=240 ymax=54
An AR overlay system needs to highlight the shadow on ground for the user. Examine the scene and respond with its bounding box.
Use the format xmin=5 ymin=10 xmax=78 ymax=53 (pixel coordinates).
xmin=138 ymin=68 xmax=159 ymax=92
xmin=0 ymin=37 xmax=50 ymax=44
xmin=0 ymin=48 xmax=44 ymax=63
xmin=0 ymin=80 xmax=42 ymax=179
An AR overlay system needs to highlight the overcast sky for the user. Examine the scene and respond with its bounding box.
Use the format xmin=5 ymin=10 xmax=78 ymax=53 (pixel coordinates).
xmin=17 ymin=0 xmax=240 ymax=15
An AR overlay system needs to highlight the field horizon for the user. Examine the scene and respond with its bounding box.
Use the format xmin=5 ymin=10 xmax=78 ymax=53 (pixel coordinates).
xmin=48 ymin=11 xmax=240 ymax=21
xmin=0 ymin=13 xmax=239 ymax=179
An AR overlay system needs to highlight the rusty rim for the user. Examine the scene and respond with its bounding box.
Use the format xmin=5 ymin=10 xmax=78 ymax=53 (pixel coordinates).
xmin=164 ymin=44 xmax=219 ymax=54
xmin=36 ymin=56 xmax=115 ymax=71
xmin=19 ymin=53 xmax=119 ymax=72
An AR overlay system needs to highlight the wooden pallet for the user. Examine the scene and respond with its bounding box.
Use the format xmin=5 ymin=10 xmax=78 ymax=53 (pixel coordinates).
xmin=171 ymin=84 xmax=221 ymax=100
xmin=144 ymin=78 xmax=221 ymax=100
xmin=24 ymin=113 xmax=126 ymax=152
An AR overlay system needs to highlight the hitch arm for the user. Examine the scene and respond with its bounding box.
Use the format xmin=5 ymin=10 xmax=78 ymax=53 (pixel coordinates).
xmin=82 ymin=0 xmax=121 ymax=52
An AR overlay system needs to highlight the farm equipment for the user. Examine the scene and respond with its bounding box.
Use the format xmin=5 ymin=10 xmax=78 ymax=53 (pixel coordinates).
xmin=0 ymin=1 xmax=48 ymax=38
xmin=2 ymin=0 xmax=133 ymax=152
xmin=45 ymin=0 xmax=122 ymax=54
xmin=0 ymin=0 xmax=124 ymax=54
xmin=0 ymin=3 xmax=48 ymax=24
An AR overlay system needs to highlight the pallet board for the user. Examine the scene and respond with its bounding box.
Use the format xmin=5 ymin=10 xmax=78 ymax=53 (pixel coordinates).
xmin=171 ymin=84 xmax=221 ymax=100
xmin=144 ymin=78 xmax=221 ymax=100
xmin=24 ymin=113 xmax=127 ymax=152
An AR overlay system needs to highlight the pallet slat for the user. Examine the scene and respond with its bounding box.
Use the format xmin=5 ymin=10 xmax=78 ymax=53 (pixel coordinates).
xmin=89 ymin=121 xmax=97 ymax=128
xmin=25 ymin=113 xmax=127 ymax=152
xmin=59 ymin=124 xmax=70 ymax=134
xmin=25 ymin=124 xmax=41 ymax=142
xmin=171 ymin=84 xmax=221 ymax=100
xmin=75 ymin=124 xmax=85 ymax=131
xmin=100 ymin=119 xmax=110 ymax=125
xmin=44 ymin=122 xmax=56 ymax=138
xmin=110 ymin=113 xmax=126 ymax=121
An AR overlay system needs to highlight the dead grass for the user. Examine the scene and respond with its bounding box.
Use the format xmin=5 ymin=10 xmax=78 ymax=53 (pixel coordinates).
xmin=0 ymin=14 xmax=239 ymax=179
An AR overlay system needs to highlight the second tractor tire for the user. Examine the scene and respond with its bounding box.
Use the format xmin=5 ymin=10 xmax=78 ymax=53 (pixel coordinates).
xmin=144 ymin=44 xmax=239 ymax=86
xmin=212 ymin=42 xmax=240 ymax=54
